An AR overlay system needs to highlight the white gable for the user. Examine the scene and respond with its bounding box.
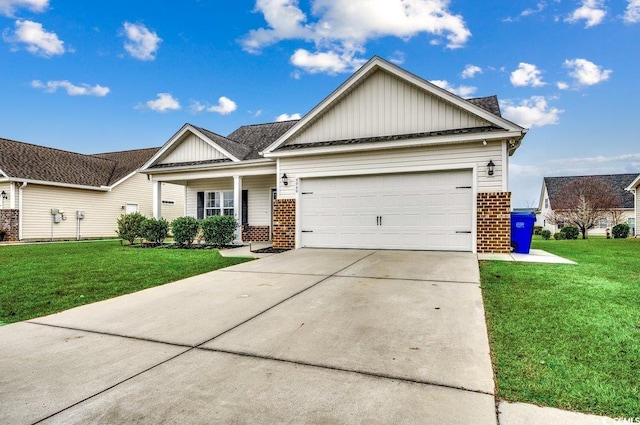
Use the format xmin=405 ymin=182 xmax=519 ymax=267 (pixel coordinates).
xmin=285 ymin=69 xmax=492 ymax=147
xmin=158 ymin=132 xmax=227 ymax=165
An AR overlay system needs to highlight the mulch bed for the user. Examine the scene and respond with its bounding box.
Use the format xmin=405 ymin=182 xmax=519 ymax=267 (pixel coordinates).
xmin=251 ymin=247 xmax=290 ymax=254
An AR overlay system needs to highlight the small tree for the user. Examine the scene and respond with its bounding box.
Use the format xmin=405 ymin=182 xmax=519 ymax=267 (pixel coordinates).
xmin=116 ymin=212 xmax=146 ymax=244
xmin=201 ymin=215 xmax=238 ymax=247
xmin=171 ymin=216 xmax=200 ymax=246
xmin=142 ymin=217 xmax=169 ymax=245
xmin=545 ymin=177 xmax=620 ymax=239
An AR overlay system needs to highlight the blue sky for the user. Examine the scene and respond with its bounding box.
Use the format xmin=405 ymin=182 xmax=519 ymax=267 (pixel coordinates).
xmin=1 ymin=0 xmax=639 ymax=207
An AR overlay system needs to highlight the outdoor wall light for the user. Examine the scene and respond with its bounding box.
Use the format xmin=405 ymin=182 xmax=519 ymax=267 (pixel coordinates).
xmin=1 ymin=190 xmax=7 ymax=200
xmin=487 ymin=160 xmax=495 ymax=176
xmin=281 ymin=173 xmax=289 ymax=186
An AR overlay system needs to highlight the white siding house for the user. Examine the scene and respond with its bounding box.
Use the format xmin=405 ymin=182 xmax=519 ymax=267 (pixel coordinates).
xmin=142 ymin=57 xmax=527 ymax=253
xmin=626 ymin=174 xmax=640 ymax=236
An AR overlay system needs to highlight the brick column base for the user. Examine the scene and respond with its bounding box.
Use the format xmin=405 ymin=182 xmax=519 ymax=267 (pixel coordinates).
xmin=272 ymin=199 xmax=296 ymax=249
xmin=241 ymin=225 xmax=270 ymax=242
xmin=477 ymin=192 xmax=511 ymax=253
xmin=0 ymin=209 xmax=19 ymax=241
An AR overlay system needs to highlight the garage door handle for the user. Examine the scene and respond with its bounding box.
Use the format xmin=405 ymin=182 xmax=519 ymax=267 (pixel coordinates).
xmin=376 ymin=216 xmax=382 ymax=226
xmin=301 ymin=230 xmax=313 ymax=233
xmin=456 ymin=231 xmax=472 ymax=234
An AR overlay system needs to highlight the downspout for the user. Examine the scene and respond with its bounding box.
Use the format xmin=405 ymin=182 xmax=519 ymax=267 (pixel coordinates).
xmin=18 ymin=182 xmax=27 ymax=241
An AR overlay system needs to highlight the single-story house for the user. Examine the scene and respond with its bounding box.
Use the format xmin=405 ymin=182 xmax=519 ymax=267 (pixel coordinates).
xmin=142 ymin=57 xmax=527 ymax=253
xmin=538 ymin=174 xmax=638 ymax=236
xmin=626 ymin=175 xmax=640 ymax=236
xmin=0 ymin=138 xmax=184 ymax=241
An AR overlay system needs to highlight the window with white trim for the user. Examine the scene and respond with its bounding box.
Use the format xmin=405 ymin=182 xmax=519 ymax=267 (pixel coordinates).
xmin=205 ymin=191 xmax=234 ymax=217
xmin=599 ymin=218 xmax=609 ymax=229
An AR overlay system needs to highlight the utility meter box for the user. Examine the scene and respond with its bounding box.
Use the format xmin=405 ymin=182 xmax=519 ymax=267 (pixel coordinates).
xmin=77 ymin=211 xmax=85 ymax=219
xmin=53 ymin=214 xmax=62 ymax=223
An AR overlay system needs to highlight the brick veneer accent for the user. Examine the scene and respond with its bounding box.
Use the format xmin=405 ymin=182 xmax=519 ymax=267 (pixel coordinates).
xmin=477 ymin=192 xmax=511 ymax=253
xmin=272 ymin=199 xmax=296 ymax=249
xmin=0 ymin=209 xmax=19 ymax=242
xmin=242 ymin=225 xmax=270 ymax=242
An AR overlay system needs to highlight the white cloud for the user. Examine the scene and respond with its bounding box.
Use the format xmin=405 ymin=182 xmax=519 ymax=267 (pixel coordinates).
xmin=5 ymin=19 xmax=65 ymax=57
xmin=549 ymin=153 xmax=640 ymax=164
xmin=0 ymin=0 xmax=47 ymax=16
xmin=388 ymin=50 xmax=405 ymax=65
xmin=556 ymin=81 xmax=569 ymax=90
xmin=564 ymin=58 xmax=611 ymax=85
xmin=138 ymin=93 xmax=180 ymax=112
xmin=461 ymin=64 xmax=482 ymax=79
xmin=122 ymin=22 xmax=161 ymax=61
xmin=624 ymin=0 xmax=640 ymax=23
xmin=31 ymin=80 xmax=109 ymax=96
xmin=242 ymin=0 xmax=471 ymax=74
xmin=276 ymin=113 xmax=301 ymax=121
xmin=190 ymin=96 xmax=237 ymax=115
xmin=501 ymin=96 xmax=563 ymax=128
xmin=430 ymin=79 xmax=477 ymax=97
xmin=509 ymin=163 xmax=542 ymax=177
xmin=510 ymin=62 xmax=545 ymax=87
xmin=503 ymin=2 xmax=547 ymax=22
xmin=565 ymin=0 xmax=606 ymax=27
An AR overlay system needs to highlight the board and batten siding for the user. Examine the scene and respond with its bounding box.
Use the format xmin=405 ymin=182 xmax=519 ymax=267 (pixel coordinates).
xmin=278 ymin=141 xmax=505 ymax=199
xmin=286 ymin=69 xmax=492 ymax=146
xmin=159 ymin=133 xmax=227 ymax=165
xmin=185 ymin=175 xmax=275 ymax=226
xmin=20 ymin=174 xmax=184 ymax=240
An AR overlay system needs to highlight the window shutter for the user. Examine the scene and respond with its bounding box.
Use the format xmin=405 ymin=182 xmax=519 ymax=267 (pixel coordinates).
xmin=242 ymin=190 xmax=248 ymax=225
xmin=197 ymin=192 xmax=204 ymax=219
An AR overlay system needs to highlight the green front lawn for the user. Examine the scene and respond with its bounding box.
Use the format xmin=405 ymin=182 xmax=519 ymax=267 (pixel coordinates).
xmin=481 ymin=237 xmax=640 ymax=417
xmin=0 ymin=240 xmax=251 ymax=325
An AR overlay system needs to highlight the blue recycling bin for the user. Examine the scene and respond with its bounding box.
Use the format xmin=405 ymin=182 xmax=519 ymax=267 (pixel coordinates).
xmin=510 ymin=212 xmax=536 ymax=254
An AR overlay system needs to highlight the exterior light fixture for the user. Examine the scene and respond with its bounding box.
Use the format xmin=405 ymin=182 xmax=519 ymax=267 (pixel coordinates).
xmin=1 ymin=190 xmax=7 ymax=200
xmin=487 ymin=160 xmax=495 ymax=176
xmin=281 ymin=173 xmax=289 ymax=186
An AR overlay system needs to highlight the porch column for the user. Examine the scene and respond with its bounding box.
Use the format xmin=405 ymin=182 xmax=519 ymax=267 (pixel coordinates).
xmin=10 ymin=182 xmax=16 ymax=209
xmin=233 ymin=175 xmax=243 ymax=244
xmin=152 ymin=180 xmax=162 ymax=219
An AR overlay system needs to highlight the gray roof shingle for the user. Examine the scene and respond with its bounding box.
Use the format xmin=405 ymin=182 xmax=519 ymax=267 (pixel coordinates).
xmin=227 ymin=120 xmax=299 ymax=159
xmin=0 ymin=137 xmax=158 ymax=187
xmin=544 ymin=174 xmax=638 ymax=210
xmin=467 ymin=95 xmax=501 ymax=117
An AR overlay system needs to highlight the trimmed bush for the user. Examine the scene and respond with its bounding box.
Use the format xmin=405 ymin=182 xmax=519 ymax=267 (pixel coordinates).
xmin=142 ymin=217 xmax=169 ymax=245
xmin=560 ymin=225 xmax=579 ymax=240
xmin=171 ymin=216 xmax=200 ymax=246
xmin=201 ymin=215 xmax=238 ymax=247
xmin=540 ymin=229 xmax=552 ymax=240
xmin=116 ymin=212 xmax=146 ymax=244
xmin=553 ymin=232 xmax=567 ymax=240
xmin=533 ymin=226 xmax=543 ymax=235
xmin=612 ymin=223 xmax=630 ymax=239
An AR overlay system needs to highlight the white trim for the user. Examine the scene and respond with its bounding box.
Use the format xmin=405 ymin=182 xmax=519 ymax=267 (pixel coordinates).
xmin=502 ymin=140 xmax=508 ymax=191
xmin=18 ymin=182 xmax=27 ymax=240
xmin=0 ymin=168 xmax=8 ymax=179
xmin=143 ymin=158 xmax=274 ymax=175
xmin=152 ymin=181 xmax=161 ymax=219
xmin=10 ymin=182 xmax=16 ymax=209
xmin=2 ymin=178 xmax=110 ymax=192
xmin=625 ymin=174 xmax=640 ymax=191
xmin=233 ymin=175 xmax=243 ymax=244
xmin=140 ymin=124 xmax=242 ymax=172
xmin=263 ymin=131 xmax=522 ymax=158
xmin=109 ymin=171 xmax=139 ymax=189
xmin=293 ymin=163 xmax=479 ymax=252
xmin=263 ymin=56 xmax=525 ymax=155
xmin=147 ymin=163 xmax=277 ymax=183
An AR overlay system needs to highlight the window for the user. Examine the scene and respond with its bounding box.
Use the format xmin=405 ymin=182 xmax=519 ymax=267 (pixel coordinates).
xmin=629 ymin=218 xmax=635 ymax=234
xmin=125 ymin=203 xmax=138 ymax=215
xmin=205 ymin=191 xmax=234 ymax=217
xmin=544 ymin=198 xmax=549 ymax=209
xmin=599 ymin=218 xmax=609 ymax=229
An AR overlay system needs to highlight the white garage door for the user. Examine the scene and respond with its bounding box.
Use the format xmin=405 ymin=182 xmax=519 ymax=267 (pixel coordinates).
xmin=299 ymin=170 xmax=473 ymax=251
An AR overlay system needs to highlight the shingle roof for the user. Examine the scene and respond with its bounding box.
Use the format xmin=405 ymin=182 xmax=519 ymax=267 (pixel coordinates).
xmin=467 ymin=95 xmax=501 ymax=117
xmin=544 ymin=174 xmax=638 ymax=209
xmin=194 ymin=126 xmax=252 ymax=160
xmin=227 ymin=120 xmax=299 ymax=159
xmin=0 ymin=137 xmax=158 ymax=188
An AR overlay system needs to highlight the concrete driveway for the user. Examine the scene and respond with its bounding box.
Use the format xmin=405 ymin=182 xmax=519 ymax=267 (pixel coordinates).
xmin=0 ymin=249 xmax=496 ymax=424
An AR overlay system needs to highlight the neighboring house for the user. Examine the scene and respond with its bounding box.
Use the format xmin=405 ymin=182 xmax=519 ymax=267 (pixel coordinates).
xmin=538 ymin=174 xmax=637 ymax=236
xmin=626 ymin=174 xmax=640 ymax=236
xmin=0 ymin=138 xmax=184 ymax=241
xmin=142 ymin=57 xmax=527 ymax=253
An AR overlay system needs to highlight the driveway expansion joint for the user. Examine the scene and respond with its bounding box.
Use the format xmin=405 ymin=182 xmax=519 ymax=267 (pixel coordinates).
xmin=335 ymin=274 xmax=480 ymax=285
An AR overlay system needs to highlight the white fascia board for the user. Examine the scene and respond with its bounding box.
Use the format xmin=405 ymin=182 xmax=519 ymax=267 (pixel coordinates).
xmin=264 ymin=130 xmax=522 ymax=159
xmin=625 ymin=174 xmax=640 ymax=191
xmin=9 ymin=178 xmax=110 ymax=191
xmin=263 ymin=56 xmax=527 ymax=155
xmin=143 ymin=158 xmax=274 ymax=175
xmin=140 ymin=124 xmax=240 ymax=172
xmin=147 ymin=162 xmax=276 ymax=182
xmin=0 ymin=168 xmax=8 ymax=179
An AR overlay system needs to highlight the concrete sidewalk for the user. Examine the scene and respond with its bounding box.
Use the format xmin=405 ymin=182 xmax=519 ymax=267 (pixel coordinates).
xmin=1 ymin=249 xmax=495 ymax=424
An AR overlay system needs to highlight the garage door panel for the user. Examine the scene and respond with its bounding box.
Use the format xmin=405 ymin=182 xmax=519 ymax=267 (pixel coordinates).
xmin=300 ymin=171 xmax=473 ymax=251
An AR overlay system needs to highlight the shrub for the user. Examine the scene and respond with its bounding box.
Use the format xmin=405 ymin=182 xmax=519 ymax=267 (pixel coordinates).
xmin=116 ymin=212 xmax=146 ymax=244
xmin=171 ymin=216 xmax=200 ymax=246
xmin=142 ymin=217 xmax=169 ymax=245
xmin=533 ymin=226 xmax=543 ymax=235
xmin=611 ymin=223 xmax=630 ymax=239
xmin=201 ymin=215 xmax=238 ymax=247
xmin=553 ymin=232 xmax=567 ymax=240
xmin=560 ymin=225 xmax=579 ymax=240
xmin=540 ymin=229 xmax=552 ymax=240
